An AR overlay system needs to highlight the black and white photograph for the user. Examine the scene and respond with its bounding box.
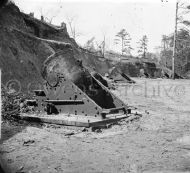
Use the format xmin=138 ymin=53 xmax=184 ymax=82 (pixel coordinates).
xmin=1 ymin=0 xmax=190 ymax=172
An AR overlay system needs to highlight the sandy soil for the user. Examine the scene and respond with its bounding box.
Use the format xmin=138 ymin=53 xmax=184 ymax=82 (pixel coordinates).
xmin=1 ymin=78 xmax=190 ymax=173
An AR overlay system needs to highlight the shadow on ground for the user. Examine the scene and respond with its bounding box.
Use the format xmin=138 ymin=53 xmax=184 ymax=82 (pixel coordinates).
xmin=0 ymin=119 xmax=43 ymax=143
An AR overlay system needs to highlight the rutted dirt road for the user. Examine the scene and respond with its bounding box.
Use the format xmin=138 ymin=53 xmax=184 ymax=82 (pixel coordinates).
xmin=1 ymin=78 xmax=190 ymax=173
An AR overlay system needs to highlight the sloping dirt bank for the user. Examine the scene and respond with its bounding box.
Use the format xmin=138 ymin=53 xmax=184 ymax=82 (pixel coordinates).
xmin=0 ymin=3 xmax=163 ymax=94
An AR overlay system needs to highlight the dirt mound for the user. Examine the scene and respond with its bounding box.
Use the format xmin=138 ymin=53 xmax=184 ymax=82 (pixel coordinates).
xmin=0 ymin=3 xmax=161 ymax=94
xmin=0 ymin=3 xmax=110 ymax=92
xmin=185 ymin=70 xmax=190 ymax=79
xmin=0 ymin=4 xmax=53 ymax=91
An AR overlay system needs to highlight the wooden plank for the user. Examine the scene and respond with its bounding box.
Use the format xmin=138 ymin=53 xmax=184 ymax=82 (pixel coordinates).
xmin=11 ymin=113 xmax=135 ymax=127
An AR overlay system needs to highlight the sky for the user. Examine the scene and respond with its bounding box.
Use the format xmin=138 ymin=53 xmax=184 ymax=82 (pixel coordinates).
xmin=13 ymin=0 xmax=178 ymax=55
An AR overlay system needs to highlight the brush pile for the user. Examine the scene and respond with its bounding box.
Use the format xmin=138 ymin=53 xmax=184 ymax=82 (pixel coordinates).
xmin=2 ymin=87 xmax=34 ymax=120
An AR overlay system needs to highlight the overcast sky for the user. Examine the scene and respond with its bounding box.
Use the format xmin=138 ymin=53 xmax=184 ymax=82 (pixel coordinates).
xmin=14 ymin=0 xmax=177 ymax=55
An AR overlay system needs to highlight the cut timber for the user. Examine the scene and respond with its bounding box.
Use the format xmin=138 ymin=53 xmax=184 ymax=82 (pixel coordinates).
xmin=120 ymin=73 xmax=135 ymax=83
xmin=108 ymin=67 xmax=135 ymax=83
xmin=45 ymin=100 xmax=84 ymax=105
xmin=14 ymin=113 xmax=136 ymax=127
xmin=91 ymin=71 xmax=115 ymax=89
xmin=110 ymin=73 xmax=135 ymax=83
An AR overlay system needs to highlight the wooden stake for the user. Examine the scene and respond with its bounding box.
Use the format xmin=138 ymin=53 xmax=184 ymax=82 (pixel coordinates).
xmin=172 ymin=2 xmax=178 ymax=79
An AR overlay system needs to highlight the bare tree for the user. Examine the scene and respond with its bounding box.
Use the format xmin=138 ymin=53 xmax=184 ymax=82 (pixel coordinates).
xmin=100 ymin=27 xmax=109 ymax=57
xmin=38 ymin=8 xmax=55 ymax=24
xmin=171 ymin=0 xmax=190 ymax=78
xmin=38 ymin=1 xmax=63 ymax=24
xmin=84 ymin=37 xmax=96 ymax=51
xmin=95 ymin=36 xmax=106 ymax=57
xmin=66 ymin=15 xmax=81 ymax=40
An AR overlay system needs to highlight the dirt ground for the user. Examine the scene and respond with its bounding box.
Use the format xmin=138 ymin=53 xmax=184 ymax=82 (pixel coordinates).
xmin=1 ymin=78 xmax=190 ymax=173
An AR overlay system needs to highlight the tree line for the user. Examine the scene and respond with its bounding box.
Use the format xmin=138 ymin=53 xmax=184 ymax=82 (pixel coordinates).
xmin=84 ymin=29 xmax=149 ymax=59
xmin=159 ymin=1 xmax=190 ymax=75
xmin=114 ymin=29 xmax=148 ymax=58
